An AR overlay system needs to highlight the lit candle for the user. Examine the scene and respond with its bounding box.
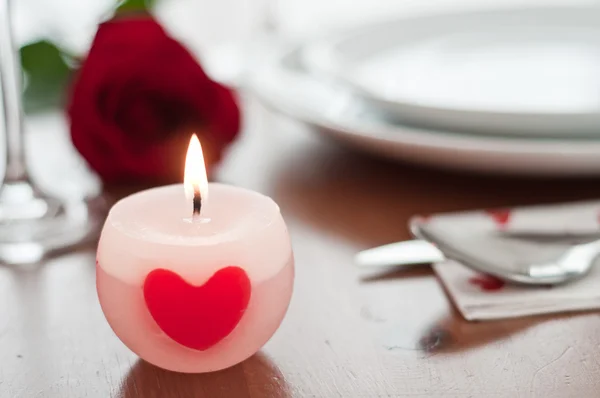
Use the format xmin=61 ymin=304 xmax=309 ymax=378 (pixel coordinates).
xmin=96 ymin=135 xmax=294 ymax=373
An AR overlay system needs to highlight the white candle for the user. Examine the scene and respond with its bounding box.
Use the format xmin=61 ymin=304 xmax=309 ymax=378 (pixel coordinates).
xmin=96 ymin=136 xmax=294 ymax=373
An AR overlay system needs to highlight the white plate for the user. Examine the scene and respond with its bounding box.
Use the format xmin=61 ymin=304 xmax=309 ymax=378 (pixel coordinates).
xmin=247 ymin=46 xmax=600 ymax=176
xmin=301 ymin=6 xmax=600 ymax=137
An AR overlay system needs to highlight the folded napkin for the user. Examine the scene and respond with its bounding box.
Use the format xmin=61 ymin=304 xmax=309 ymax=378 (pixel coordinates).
xmin=411 ymin=200 xmax=600 ymax=321
xmin=433 ymin=260 xmax=600 ymax=321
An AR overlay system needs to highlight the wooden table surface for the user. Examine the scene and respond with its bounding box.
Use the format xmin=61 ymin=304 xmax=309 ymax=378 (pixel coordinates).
xmin=3 ymin=100 xmax=600 ymax=397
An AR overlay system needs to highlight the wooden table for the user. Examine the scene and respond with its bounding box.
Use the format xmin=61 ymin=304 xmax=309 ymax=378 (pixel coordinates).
xmin=3 ymin=100 xmax=600 ymax=397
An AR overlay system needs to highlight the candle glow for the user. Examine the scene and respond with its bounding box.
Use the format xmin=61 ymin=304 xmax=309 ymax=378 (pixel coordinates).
xmin=184 ymin=134 xmax=209 ymax=207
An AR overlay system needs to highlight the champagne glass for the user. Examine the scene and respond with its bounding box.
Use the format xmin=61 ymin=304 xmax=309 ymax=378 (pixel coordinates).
xmin=0 ymin=0 xmax=103 ymax=264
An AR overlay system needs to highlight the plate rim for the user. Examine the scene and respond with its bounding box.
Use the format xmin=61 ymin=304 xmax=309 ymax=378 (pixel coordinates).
xmin=246 ymin=43 xmax=600 ymax=175
xmin=299 ymin=5 xmax=600 ymax=137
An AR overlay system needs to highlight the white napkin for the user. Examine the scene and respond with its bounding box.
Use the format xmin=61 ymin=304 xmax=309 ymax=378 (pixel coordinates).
xmin=433 ymin=260 xmax=600 ymax=321
xmin=411 ymin=200 xmax=600 ymax=321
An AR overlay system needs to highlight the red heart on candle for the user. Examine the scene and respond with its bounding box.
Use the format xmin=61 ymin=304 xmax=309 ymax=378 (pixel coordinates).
xmin=143 ymin=266 xmax=251 ymax=351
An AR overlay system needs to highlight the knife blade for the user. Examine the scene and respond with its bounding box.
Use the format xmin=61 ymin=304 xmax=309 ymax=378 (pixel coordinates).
xmin=354 ymin=240 xmax=445 ymax=268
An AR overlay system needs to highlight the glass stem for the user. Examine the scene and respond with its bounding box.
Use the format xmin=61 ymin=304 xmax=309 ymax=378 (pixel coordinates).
xmin=0 ymin=0 xmax=30 ymax=184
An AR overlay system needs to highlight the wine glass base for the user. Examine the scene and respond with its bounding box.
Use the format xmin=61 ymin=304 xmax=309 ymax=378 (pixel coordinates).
xmin=0 ymin=181 xmax=105 ymax=265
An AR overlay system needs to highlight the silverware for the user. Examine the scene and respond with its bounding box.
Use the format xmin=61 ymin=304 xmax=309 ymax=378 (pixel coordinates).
xmin=354 ymin=240 xmax=444 ymax=268
xmin=356 ymin=239 xmax=600 ymax=285
xmin=356 ymin=229 xmax=600 ymax=269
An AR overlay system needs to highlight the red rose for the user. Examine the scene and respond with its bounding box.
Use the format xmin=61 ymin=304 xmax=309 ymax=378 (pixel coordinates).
xmin=68 ymin=16 xmax=241 ymax=184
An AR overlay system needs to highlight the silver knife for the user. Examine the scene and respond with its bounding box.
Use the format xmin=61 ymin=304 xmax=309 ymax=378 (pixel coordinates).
xmin=354 ymin=240 xmax=444 ymax=268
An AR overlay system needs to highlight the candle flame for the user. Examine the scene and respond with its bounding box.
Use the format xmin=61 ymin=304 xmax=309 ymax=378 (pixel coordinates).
xmin=184 ymin=134 xmax=208 ymax=206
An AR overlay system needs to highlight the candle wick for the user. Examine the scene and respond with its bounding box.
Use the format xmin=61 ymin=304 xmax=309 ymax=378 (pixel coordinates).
xmin=193 ymin=184 xmax=202 ymax=218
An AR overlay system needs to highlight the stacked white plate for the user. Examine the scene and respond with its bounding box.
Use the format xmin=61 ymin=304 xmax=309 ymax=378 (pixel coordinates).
xmin=247 ymin=6 xmax=600 ymax=175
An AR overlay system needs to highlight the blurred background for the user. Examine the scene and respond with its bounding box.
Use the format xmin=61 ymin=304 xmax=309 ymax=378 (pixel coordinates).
xmin=6 ymin=0 xmax=600 ymax=222
xmin=13 ymin=0 xmax=600 ymax=48
xmin=10 ymin=0 xmax=600 ymax=184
